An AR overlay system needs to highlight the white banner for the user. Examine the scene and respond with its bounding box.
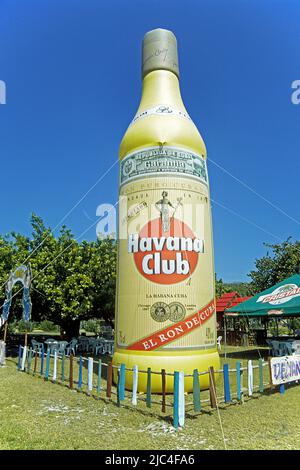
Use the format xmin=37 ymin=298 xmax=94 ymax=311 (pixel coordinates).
xmin=270 ymin=355 xmax=300 ymax=385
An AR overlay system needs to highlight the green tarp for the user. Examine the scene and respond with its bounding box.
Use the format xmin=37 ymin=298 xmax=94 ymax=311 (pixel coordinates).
xmin=226 ymin=274 xmax=300 ymax=317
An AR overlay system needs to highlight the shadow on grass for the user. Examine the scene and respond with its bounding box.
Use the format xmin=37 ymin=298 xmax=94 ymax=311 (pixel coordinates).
xmin=220 ymin=348 xmax=269 ymax=360
xmin=72 ymin=353 xmax=111 ymax=380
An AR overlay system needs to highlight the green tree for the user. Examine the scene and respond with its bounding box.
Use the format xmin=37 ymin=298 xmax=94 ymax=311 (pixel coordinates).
xmin=223 ymin=282 xmax=250 ymax=297
xmin=215 ymin=275 xmax=251 ymax=299
xmin=0 ymin=214 xmax=117 ymax=339
xmin=30 ymin=215 xmax=117 ymax=338
xmin=215 ymin=275 xmax=232 ymax=298
xmin=248 ymin=238 xmax=300 ymax=294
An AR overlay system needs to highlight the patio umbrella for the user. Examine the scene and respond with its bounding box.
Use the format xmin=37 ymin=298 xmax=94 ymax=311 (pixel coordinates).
xmin=225 ymin=274 xmax=300 ymax=317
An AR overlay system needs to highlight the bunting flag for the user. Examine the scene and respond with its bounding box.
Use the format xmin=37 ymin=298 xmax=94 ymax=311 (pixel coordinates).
xmin=1 ymin=265 xmax=32 ymax=328
xmin=22 ymin=287 xmax=32 ymax=322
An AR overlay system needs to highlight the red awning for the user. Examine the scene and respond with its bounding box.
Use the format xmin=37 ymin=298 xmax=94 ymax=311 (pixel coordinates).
xmin=216 ymin=292 xmax=250 ymax=314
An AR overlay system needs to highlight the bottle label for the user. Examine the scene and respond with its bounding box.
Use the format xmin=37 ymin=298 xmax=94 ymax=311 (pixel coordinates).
xmin=116 ymin=146 xmax=216 ymax=352
xmin=120 ymin=146 xmax=208 ymax=187
xmin=130 ymin=105 xmax=191 ymax=126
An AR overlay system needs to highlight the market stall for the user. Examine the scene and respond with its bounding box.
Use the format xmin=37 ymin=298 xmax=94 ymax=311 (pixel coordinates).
xmin=225 ymin=274 xmax=300 ymax=356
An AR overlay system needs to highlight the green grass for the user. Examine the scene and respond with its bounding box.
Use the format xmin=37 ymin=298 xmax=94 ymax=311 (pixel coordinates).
xmin=0 ymin=348 xmax=300 ymax=450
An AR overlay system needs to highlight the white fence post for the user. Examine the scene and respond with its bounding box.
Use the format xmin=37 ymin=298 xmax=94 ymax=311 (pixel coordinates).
xmin=179 ymin=371 xmax=185 ymax=427
xmin=21 ymin=345 xmax=27 ymax=371
xmin=248 ymin=360 xmax=253 ymax=396
xmin=88 ymin=357 xmax=93 ymax=392
xmin=53 ymin=351 xmax=58 ymax=381
xmin=132 ymin=364 xmax=138 ymax=406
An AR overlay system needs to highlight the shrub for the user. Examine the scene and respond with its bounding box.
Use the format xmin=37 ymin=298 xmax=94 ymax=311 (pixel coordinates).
xmin=81 ymin=319 xmax=101 ymax=334
xmin=17 ymin=320 xmax=34 ymax=332
xmin=39 ymin=320 xmax=59 ymax=332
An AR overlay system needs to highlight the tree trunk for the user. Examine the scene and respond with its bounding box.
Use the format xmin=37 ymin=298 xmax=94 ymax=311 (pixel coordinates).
xmin=62 ymin=319 xmax=81 ymax=341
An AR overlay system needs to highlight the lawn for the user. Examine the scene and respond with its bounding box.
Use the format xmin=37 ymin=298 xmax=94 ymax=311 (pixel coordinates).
xmin=0 ymin=347 xmax=299 ymax=450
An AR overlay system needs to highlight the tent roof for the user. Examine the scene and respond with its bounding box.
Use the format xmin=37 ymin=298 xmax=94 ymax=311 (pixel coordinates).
xmin=225 ymin=274 xmax=300 ymax=317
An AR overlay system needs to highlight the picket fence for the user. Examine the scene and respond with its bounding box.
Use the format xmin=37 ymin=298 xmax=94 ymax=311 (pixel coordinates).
xmin=17 ymin=345 xmax=287 ymax=428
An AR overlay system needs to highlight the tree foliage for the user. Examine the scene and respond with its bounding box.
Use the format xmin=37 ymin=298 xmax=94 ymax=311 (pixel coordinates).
xmin=215 ymin=275 xmax=250 ymax=298
xmin=248 ymin=238 xmax=300 ymax=294
xmin=215 ymin=276 xmax=231 ymax=299
xmin=0 ymin=214 xmax=117 ymax=338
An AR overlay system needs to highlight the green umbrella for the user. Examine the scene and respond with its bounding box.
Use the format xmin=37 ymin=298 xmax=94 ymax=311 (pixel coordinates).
xmin=226 ymin=274 xmax=300 ymax=317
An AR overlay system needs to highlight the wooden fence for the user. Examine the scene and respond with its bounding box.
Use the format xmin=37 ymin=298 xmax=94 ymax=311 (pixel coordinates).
xmin=17 ymin=345 xmax=290 ymax=428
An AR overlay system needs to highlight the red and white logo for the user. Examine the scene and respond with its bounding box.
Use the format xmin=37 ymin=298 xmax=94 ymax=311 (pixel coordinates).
xmin=257 ymin=284 xmax=300 ymax=305
xmin=128 ymin=217 xmax=203 ymax=285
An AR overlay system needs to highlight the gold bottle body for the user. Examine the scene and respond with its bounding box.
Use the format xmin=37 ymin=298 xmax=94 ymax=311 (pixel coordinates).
xmin=113 ymin=70 xmax=219 ymax=392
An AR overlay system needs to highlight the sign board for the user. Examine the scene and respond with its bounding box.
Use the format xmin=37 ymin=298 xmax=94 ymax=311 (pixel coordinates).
xmin=270 ymin=355 xmax=300 ymax=385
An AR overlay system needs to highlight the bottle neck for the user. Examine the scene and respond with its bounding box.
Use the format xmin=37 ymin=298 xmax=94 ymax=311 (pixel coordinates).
xmin=138 ymin=70 xmax=186 ymax=111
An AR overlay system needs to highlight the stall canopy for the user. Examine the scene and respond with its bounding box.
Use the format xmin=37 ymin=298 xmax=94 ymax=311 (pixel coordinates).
xmin=225 ymin=274 xmax=300 ymax=317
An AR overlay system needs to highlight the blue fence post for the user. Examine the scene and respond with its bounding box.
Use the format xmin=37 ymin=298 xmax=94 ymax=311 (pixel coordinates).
xmin=26 ymin=349 xmax=30 ymax=372
xmin=223 ymin=363 xmax=231 ymax=403
xmin=193 ymin=369 xmax=201 ymax=412
xmin=117 ymin=369 xmax=121 ymax=407
xmin=78 ymin=355 xmax=83 ymax=389
xmin=119 ymin=363 xmax=125 ymax=401
xmin=259 ymin=358 xmax=264 ymax=393
xmin=17 ymin=345 xmax=22 ymax=370
xmin=40 ymin=344 xmax=45 ymax=376
xmin=45 ymin=349 xmax=50 ymax=380
xmin=61 ymin=352 xmax=65 ymax=383
xmin=146 ymin=367 xmax=152 ymax=408
xmin=97 ymin=360 xmax=102 ymax=394
xmin=236 ymin=361 xmax=241 ymax=401
xmin=279 ymin=383 xmax=285 ymax=395
xmin=173 ymin=371 xmax=179 ymax=429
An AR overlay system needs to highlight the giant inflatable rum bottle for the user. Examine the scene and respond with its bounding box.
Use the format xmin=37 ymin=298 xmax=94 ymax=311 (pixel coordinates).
xmin=113 ymin=28 xmax=219 ymax=392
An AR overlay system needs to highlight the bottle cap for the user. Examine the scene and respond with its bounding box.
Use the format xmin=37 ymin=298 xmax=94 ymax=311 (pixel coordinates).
xmin=142 ymin=28 xmax=179 ymax=78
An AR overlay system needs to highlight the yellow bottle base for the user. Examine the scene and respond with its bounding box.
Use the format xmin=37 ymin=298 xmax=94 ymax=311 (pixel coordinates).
xmin=113 ymin=349 xmax=220 ymax=393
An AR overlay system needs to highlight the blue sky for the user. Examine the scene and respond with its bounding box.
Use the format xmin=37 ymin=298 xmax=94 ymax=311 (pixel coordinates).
xmin=0 ymin=0 xmax=300 ymax=282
